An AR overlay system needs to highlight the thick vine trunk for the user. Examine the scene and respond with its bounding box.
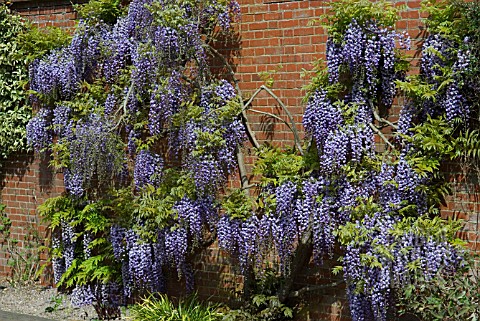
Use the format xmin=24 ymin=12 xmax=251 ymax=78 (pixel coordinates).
xmin=277 ymin=235 xmax=313 ymax=303
xmin=243 ymin=264 xmax=256 ymax=300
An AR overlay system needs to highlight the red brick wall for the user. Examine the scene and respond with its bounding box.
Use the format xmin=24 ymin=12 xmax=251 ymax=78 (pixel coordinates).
xmin=233 ymin=0 xmax=426 ymax=158
xmin=236 ymin=0 xmax=325 ymax=147
xmin=1 ymin=1 xmax=478 ymax=320
xmin=0 ymin=0 xmax=84 ymax=282
xmin=10 ymin=0 xmax=86 ymax=28
xmin=0 ymin=153 xmax=64 ymax=281
xmin=441 ymin=162 xmax=480 ymax=251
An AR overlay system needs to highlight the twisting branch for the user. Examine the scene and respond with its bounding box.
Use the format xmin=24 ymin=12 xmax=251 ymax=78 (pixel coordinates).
xmin=206 ymin=45 xmax=260 ymax=149
xmin=368 ymin=99 xmax=398 ymax=130
xmin=288 ymin=279 xmax=345 ymax=298
xmin=373 ymin=109 xmax=398 ymax=130
xmin=241 ymin=183 xmax=257 ymax=190
xmin=236 ymin=146 xmax=250 ymax=195
xmin=207 ymin=45 xmax=304 ymax=156
xmin=244 ymin=86 xmax=264 ymax=110
xmin=369 ymin=122 xmax=395 ymax=149
xmin=277 ymin=233 xmax=313 ymax=303
xmin=206 ymin=45 xmax=259 ymax=197
xmin=256 ymin=85 xmax=304 ymax=155
xmin=240 ymin=107 xmax=261 ymax=150
xmin=122 ymin=82 xmax=134 ymax=116
xmin=249 ymin=109 xmax=296 ymax=131
xmin=243 ymin=85 xmax=304 ymax=155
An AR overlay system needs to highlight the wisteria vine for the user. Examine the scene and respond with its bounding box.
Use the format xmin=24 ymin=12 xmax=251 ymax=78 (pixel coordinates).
xmin=29 ymin=0 xmax=474 ymax=320
xmin=30 ymin=0 xmax=243 ymax=317
xmin=215 ymin=2 xmax=469 ymax=321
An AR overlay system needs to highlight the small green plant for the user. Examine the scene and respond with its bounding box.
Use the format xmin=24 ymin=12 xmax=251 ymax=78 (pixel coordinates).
xmin=130 ymin=293 xmax=223 ymax=321
xmin=399 ymin=253 xmax=480 ymax=321
xmin=0 ymin=204 xmax=11 ymax=240
xmin=16 ymin=25 xmax=71 ymax=63
xmin=5 ymin=217 xmax=43 ymax=285
xmin=222 ymin=270 xmax=294 ymax=321
xmin=45 ymin=295 xmax=64 ymax=313
xmin=74 ymin=0 xmax=124 ymax=24
xmin=258 ymin=65 xmax=283 ymax=88
xmin=0 ymin=204 xmax=43 ymax=285
xmin=223 ymin=294 xmax=293 ymax=321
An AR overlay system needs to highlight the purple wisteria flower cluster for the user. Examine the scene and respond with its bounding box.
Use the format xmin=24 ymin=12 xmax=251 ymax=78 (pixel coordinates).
xmin=217 ymin=14 xmax=466 ymax=321
xmin=322 ymin=19 xmax=408 ymax=105
xmin=344 ymin=214 xmax=462 ymax=321
xmin=180 ymin=80 xmax=246 ymax=195
xmin=302 ymin=17 xmax=465 ymax=321
xmin=420 ymin=34 xmax=471 ymax=122
xmin=28 ymin=0 xmax=243 ymax=313
xmin=26 ymin=108 xmax=52 ymax=151
xmin=65 ymin=113 xmax=122 ymax=197
xmin=29 ymin=22 xmax=106 ymax=100
xmin=27 ymin=0 xmax=244 ymax=197
xmin=133 ymin=149 xmax=164 ymax=189
xmin=51 ymin=194 xmax=216 ymax=308
xmin=303 ymin=19 xmax=408 ymax=173
xmin=106 ymin=197 xmax=214 ymax=298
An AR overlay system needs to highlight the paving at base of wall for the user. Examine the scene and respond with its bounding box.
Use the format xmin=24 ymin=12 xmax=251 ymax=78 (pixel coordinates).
xmin=0 ymin=310 xmax=53 ymax=321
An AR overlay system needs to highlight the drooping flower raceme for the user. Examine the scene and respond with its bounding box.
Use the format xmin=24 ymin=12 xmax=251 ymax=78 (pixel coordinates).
xmin=27 ymin=0 xmax=243 ymax=310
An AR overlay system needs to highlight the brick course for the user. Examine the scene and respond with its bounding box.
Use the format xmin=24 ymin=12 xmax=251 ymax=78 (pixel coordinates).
xmin=9 ymin=0 xmax=87 ymax=29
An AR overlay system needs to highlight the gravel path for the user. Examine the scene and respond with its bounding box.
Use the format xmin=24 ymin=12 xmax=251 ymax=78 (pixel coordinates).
xmin=0 ymin=281 xmax=129 ymax=321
